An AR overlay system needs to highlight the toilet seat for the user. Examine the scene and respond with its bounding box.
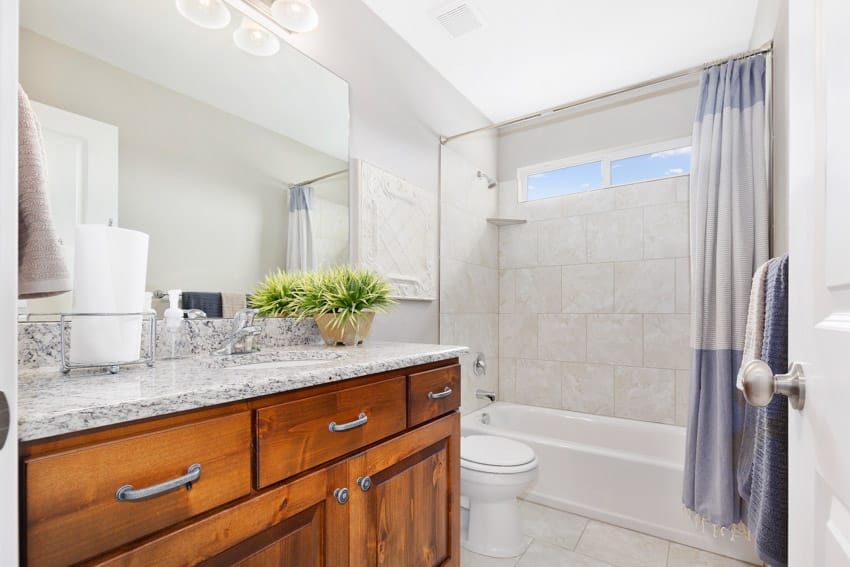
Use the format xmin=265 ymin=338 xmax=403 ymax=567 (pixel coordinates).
xmin=461 ymin=435 xmax=538 ymax=474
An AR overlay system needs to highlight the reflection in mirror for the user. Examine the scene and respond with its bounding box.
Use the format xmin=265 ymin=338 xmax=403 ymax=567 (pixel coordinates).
xmin=17 ymin=0 xmax=350 ymax=320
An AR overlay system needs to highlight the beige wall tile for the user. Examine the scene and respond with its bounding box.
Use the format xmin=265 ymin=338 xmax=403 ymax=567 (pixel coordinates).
xmin=614 ymin=366 xmax=675 ymax=424
xmin=675 ymin=176 xmax=690 ymax=202
xmin=440 ymin=260 xmax=499 ymax=314
xmin=560 ymin=188 xmax=616 ymax=217
xmin=562 ymin=362 xmax=614 ymax=415
xmin=614 ymin=177 xmax=677 ymax=209
xmin=538 ymin=216 xmax=586 ymax=266
xmin=586 ymin=208 xmax=644 ymax=262
xmin=675 ymin=257 xmax=690 ymax=313
xmin=499 ymin=357 xmax=517 ymax=402
xmin=516 ymin=267 xmax=562 ymax=313
xmin=586 ymin=314 xmax=643 ymax=365
xmin=499 ymin=313 xmax=539 ymax=358
xmin=644 ymin=202 xmax=689 ymax=259
xmin=614 ymin=259 xmax=675 ymax=313
xmin=499 ymin=221 xmax=539 ymax=268
xmin=562 ymin=263 xmax=614 ymax=314
xmin=499 ymin=269 xmax=516 ymax=314
xmin=515 ymin=359 xmax=562 ymax=408
xmin=644 ymin=314 xmax=690 ymax=369
xmin=538 ymin=314 xmax=586 ymax=362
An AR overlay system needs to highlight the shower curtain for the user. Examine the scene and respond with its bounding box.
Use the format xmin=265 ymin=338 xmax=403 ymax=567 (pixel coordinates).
xmin=286 ymin=186 xmax=316 ymax=272
xmin=683 ymin=54 xmax=770 ymax=530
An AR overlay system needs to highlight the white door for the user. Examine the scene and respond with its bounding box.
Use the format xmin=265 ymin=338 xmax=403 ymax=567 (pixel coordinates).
xmin=0 ymin=1 xmax=18 ymax=563
xmin=23 ymin=102 xmax=118 ymax=316
xmin=788 ymin=0 xmax=850 ymax=564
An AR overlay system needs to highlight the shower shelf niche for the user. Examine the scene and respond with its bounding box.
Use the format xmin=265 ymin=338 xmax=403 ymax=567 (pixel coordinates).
xmin=486 ymin=218 xmax=527 ymax=226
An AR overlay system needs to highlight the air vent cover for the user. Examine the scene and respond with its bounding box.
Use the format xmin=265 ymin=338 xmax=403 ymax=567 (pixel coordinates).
xmin=433 ymin=2 xmax=484 ymax=38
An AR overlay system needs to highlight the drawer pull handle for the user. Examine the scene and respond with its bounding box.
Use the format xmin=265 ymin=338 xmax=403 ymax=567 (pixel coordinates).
xmin=329 ymin=412 xmax=368 ymax=432
xmin=334 ymin=487 xmax=350 ymax=505
xmin=115 ymin=463 xmax=202 ymax=502
xmin=428 ymin=386 xmax=453 ymax=400
xmin=357 ymin=475 xmax=373 ymax=492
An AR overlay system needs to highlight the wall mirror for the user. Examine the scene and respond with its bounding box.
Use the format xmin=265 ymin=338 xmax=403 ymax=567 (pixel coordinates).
xmin=18 ymin=0 xmax=350 ymax=320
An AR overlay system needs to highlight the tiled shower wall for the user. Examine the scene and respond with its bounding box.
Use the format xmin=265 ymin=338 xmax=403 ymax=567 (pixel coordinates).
xmin=440 ymin=145 xmax=500 ymax=414
xmin=497 ymin=176 xmax=691 ymax=426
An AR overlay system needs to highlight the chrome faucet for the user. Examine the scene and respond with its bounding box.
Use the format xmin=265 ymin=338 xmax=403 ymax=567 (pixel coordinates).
xmin=475 ymin=389 xmax=496 ymax=402
xmin=215 ymin=308 xmax=261 ymax=355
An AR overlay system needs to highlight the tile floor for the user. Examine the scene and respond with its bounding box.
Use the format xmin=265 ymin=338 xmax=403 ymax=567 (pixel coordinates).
xmin=461 ymin=500 xmax=756 ymax=567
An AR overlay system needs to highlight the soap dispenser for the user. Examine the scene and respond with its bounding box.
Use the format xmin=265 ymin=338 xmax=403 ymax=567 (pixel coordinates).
xmin=162 ymin=289 xmax=185 ymax=359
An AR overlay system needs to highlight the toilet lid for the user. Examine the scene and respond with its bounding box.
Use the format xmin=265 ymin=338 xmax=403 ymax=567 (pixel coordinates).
xmin=461 ymin=435 xmax=536 ymax=467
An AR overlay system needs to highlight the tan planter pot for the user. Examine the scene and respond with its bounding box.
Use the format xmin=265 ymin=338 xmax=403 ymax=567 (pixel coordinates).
xmin=313 ymin=311 xmax=375 ymax=346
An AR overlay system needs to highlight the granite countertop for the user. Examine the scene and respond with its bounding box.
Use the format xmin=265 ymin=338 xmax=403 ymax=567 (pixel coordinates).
xmin=18 ymin=342 xmax=467 ymax=442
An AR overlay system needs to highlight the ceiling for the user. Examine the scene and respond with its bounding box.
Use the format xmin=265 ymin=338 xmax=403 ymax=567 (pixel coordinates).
xmin=361 ymin=0 xmax=761 ymax=124
xmin=20 ymin=0 xmax=350 ymax=161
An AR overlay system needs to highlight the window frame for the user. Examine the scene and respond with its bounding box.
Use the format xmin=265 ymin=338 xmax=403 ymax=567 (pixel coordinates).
xmin=517 ymin=136 xmax=692 ymax=202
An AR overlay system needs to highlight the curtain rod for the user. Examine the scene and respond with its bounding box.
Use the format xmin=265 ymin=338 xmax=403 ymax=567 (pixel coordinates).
xmin=441 ymin=42 xmax=774 ymax=144
xmin=288 ymin=168 xmax=348 ymax=189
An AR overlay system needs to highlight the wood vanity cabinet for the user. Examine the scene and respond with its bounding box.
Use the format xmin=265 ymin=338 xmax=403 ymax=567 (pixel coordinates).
xmin=20 ymin=359 xmax=461 ymax=567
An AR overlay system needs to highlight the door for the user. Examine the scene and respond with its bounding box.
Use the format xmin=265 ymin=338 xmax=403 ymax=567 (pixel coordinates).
xmin=348 ymin=413 xmax=460 ymax=567
xmin=788 ymin=0 xmax=850 ymax=564
xmin=0 ymin=1 xmax=19 ymax=564
xmin=22 ymin=102 xmax=118 ymax=316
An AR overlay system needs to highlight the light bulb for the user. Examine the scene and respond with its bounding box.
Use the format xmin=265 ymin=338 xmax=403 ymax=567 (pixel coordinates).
xmin=233 ymin=17 xmax=281 ymax=57
xmin=175 ymin=0 xmax=231 ymax=29
xmin=270 ymin=0 xmax=319 ymax=33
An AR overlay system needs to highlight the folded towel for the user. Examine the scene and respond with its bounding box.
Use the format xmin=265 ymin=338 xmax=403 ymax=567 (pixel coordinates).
xmin=221 ymin=292 xmax=247 ymax=319
xmin=182 ymin=292 xmax=222 ymax=318
xmin=736 ymin=258 xmax=772 ymax=503
xmin=748 ymin=254 xmax=789 ymax=567
xmin=17 ymin=84 xmax=71 ymax=299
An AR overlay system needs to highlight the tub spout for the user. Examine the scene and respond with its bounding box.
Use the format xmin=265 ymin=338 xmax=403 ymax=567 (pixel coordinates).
xmin=475 ymin=389 xmax=496 ymax=402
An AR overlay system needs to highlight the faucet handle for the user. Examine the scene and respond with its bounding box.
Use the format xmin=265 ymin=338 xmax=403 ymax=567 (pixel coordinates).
xmin=231 ymin=307 xmax=259 ymax=330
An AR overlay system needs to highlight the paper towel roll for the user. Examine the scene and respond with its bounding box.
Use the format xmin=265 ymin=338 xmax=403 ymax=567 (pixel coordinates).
xmin=70 ymin=225 xmax=149 ymax=365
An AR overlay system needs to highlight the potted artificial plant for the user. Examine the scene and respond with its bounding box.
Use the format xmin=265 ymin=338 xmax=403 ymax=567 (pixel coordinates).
xmin=297 ymin=266 xmax=395 ymax=346
xmin=250 ymin=266 xmax=395 ymax=346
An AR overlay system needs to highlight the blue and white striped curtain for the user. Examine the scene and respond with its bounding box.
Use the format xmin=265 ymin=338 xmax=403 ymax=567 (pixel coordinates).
xmin=286 ymin=186 xmax=316 ymax=272
xmin=683 ymin=54 xmax=770 ymax=530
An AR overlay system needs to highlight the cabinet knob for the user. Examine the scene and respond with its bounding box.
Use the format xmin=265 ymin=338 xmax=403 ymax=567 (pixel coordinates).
xmin=334 ymin=487 xmax=350 ymax=505
xmin=357 ymin=476 xmax=372 ymax=492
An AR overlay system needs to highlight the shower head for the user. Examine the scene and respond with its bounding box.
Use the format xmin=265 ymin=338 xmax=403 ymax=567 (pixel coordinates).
xmin=477 ymin=170 xmax=497 ymax=189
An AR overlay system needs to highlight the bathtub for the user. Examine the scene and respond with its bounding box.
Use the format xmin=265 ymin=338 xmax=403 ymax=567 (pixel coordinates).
xmin=461 ymin=403 xmax=759 ymax=564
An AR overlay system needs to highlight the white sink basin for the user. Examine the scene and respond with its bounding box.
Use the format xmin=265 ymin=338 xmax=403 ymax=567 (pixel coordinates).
xmin=211 ymin=350 xmax=345 ymax=370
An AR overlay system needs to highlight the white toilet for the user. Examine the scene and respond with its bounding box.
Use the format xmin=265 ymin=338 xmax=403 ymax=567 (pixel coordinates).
xmin=460 ymin=435 xmax=539 ymax=558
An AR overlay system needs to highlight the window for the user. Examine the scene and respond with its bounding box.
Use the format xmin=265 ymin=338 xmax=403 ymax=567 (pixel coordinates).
xmin=518 ymin=138 xmax=691 ymax=202
xmin=527 ymin=161 xmax=603 ymax=201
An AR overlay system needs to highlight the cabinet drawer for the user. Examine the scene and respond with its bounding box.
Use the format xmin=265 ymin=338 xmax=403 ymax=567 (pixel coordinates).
xmin=407 ymin=365 xmax=461 ymax=427
xmin=25 ymin=412 xmax=252 ymax=567
xmin=256 ymin=377 xmax=407 ymax=488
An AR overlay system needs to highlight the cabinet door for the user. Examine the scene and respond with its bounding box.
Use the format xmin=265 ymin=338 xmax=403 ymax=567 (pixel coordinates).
xmin=99 ymin=463 xmax=349 ymax=567
xmin=349 ymin=413 xmax=460 ymax=567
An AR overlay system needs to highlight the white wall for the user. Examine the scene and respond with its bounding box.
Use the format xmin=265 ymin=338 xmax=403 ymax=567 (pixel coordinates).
xmin=750 ymin=0 xmax=788 ymax=255
xmin=0 ymin=2 xmax=18 ymax=563
xmin=20 ymin=29 xmax=346 ymax=296
xmin=287 ymin=0 xmax=494 ymax=343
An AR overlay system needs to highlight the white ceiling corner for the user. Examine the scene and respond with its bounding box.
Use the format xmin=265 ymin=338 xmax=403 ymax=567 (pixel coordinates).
xmin=362 ymin=0 xmax=760 ymax=124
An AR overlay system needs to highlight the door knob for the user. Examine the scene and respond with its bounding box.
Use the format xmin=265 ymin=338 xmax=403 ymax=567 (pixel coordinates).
xmin=741 ymin=360 xmax=806 ymax=410
xmin=0 ymin=391 xmax=8 ymax=450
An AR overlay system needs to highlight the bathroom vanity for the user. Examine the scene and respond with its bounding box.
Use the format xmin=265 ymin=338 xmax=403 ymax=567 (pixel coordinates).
xmin=18 ymin=343 xmax=463 ymax=566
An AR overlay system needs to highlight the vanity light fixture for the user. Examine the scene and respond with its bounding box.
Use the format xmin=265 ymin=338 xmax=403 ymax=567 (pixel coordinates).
xmin=270 ymin=0 xmax=319 ymax=33
xmin=175 ymin=0 xmax=232 ymax=29
xmin=233 ymin=17 xmax=281 ymax=56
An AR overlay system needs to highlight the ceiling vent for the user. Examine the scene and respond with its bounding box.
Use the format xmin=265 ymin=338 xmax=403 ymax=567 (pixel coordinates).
xmin=433 ymin=2 xmax=484 ymax=38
